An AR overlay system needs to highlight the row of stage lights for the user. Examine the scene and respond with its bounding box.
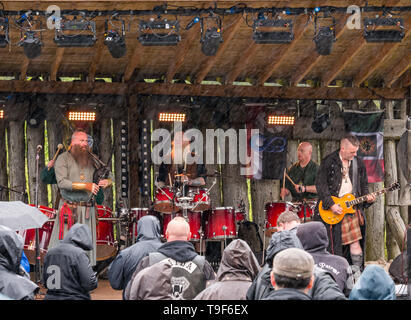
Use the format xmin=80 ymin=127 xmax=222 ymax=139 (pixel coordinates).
xmin=0 ymin=109 xmax=298 ymax=126
xmin=0 ymin=6 xmax=406 ymax=59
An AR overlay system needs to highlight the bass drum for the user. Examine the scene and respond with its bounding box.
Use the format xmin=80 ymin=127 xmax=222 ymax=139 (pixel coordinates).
xmin=96 ymin=205 xmax=117 ymax=261
xmin=162 ymin=212 xmax=203 ymax=241
xmin=204 ymin=207 xmax=236 ymax=240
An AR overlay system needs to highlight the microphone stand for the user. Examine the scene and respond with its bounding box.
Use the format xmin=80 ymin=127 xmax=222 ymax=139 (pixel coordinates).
xmin=34 ymin=147 xmax=41 ymax=284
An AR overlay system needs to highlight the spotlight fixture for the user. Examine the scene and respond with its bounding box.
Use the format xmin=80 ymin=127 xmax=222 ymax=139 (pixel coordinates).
xmin=27 ymin=107 xmax=46 ymax=128
xmin=0 ymin=109 xmax=3 ymax=119
xmin=311 ymin=107 xmax=331 ymax=133
xmin=104 ymin=19 xmax=126 ymax=58
xmin=158 ymin=112 xmax=186 ymax=122
xmin=267 ymin=115 xmax=295 ymax=125
xmin=138 ymin=18 xmax=180 ymax=46
xmin=200 ymin=15 xmax=223 ymax=56
xmin=0 ymin=17 xmax=9 ymax=48
xmin=19 ymin=31 xmax=43 ymax=59
xmin=68 ymin=111 xmax=96 ymax=121
xmin=253 ymin=17 xmax=294 ymax=44
xmin=54 ymin=15 xmax=96 ymax=47
xmin=120 ymin=120 xmax=129 ymax=199
xmin=313 ymin=13 xmax=336 ymax=55
xmin=363 ymin=17 xmax=404 ymax=42
xmin=140 ymin=119 xmax=150 ymax=197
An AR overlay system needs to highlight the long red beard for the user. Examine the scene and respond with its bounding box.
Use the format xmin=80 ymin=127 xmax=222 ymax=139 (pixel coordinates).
xmin=70 ymin=145 xmax=92 ymax=167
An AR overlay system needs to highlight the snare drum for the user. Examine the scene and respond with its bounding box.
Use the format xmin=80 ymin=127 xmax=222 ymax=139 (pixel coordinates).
xmin=154 ymin=187 xmax=180 ymax=213
xmin=191 ymin=188 xmax=210 ymax=212
xmin=18 ymin=205 xmax=56 ymax=264
xmin=96 ymin=205 xmax=117 ymax=261
xmin=162 ymin=211 xmax=203 ymax=241
xmin=205 ymin=207 xmax=236 ymax=240
xmin=295 ymin=201 xmax=317 ymax=222
xmin=265 ymin=201 xmax=295 ymax=233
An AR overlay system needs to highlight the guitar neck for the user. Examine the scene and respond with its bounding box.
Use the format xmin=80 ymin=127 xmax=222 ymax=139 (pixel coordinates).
xmin=347 ymin=188 xmax=389 ymax=207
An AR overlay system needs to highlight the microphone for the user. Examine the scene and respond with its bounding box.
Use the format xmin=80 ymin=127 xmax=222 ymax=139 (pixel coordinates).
xmin=37 ymin=145 xmax=42 ymax=153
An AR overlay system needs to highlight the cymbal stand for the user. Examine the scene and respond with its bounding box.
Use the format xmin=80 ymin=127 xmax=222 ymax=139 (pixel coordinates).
xmin=262 ymin=220 xmax=267 ymax=264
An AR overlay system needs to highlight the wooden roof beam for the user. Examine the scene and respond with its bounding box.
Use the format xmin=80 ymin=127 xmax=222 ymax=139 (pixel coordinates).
xmin=399 ymin=70 xmax=411 ymax=88
xmin=166 ymin=23 xmax=200 ymax=84
xmin=255 ymin=15 xmax=308 ymax=86
xmin=194 ymin=14 xmax=243 ymax=85
xmin=290 ymin=15 xmax=348 ymax=86
xmin=123 ymin=42 xmax=144 ymax=82
xmin=50 ymin=48 xmax=65 ymax=81
xmin=224 ymin=43 xmax=258 ymax=85
xmin=385 ymin=52 xmax=411 ymax=88
xmin=353 ymin=16 xmax=411 ymax=87
xmin=88 ymin=38 xmax=105 ymax=82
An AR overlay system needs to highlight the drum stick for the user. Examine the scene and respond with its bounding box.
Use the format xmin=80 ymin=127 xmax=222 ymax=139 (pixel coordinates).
xmin=48 ymin=143 xmax=63 ymax=171
xmin=168 ymin=173 xmax=172 ymax=187
xmin=284 ymin=172 xmax=298 ymax=188
xmin=282 ymin=168 xmax=286 ymax=201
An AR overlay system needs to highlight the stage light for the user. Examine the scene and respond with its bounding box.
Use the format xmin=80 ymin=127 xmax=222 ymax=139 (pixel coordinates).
xmin=253 ymin=18 xmax=294 ymax=44
xmin=267 ymin=115 xmax=295 ymax=125
xmin=0 ymin=17 xmax=10 ymax=48
xmin=68 ymin=111 xmax=96 ymax=121
xmin=54 ymin=16 xmax=96 ymax=47
xmin=0 ymin=110 xmax=3 ymax=119
xmin=120 ymin=120 xmax=129 ymax=199
xmin=313 ymin=13 xmax=336 ymax=55
xmin=104 ymin=18 xmax=126 ymax=58
xmin=19 ymin=31 xmax=42 ymax=59
xmin=138 ymin=18 xmax=181 ymax=46
xmin=200 ymin=15 xmax=223 ymax=56
xmin=185 ymin=16 xmax=200 ymax=30
xmin=363 ymin=17 xmax=404 ymax=42
xmin=311 ymin=113 xmax=330 ymax=133
xmin=158 ymin=112 xmax=186 ymax=122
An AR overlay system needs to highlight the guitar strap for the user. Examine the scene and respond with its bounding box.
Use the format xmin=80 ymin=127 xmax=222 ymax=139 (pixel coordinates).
xmin=352 ymin=157 xmax=358 ymax=196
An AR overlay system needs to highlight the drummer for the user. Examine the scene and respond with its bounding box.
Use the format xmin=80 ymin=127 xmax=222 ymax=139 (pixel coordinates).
xmin=156 ymin=130 xmax=207 ymax=195
xmin=280 ymin=142 xmax=319 ymax=202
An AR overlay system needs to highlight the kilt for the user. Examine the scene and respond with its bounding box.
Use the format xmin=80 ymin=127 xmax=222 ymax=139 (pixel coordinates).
xmin=341 ymin=210 xmax=362 ymax=245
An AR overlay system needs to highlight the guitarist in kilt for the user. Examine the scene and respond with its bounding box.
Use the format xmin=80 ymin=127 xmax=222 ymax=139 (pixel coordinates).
xmin=313 ymin=134 xmax=375 ymax=272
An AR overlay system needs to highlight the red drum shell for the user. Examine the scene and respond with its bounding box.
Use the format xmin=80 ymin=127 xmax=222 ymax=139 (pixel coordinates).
xmin=162 ymin=211 xmax=203 ymax=241
xmin=96 ymin=205 xmax=117 ymax=261
xmin=191 ymin=189 xmax=210 ymax=212
xmin=265 ymin=202 xmax=295 ymax=232
xmin=154 ymin=187 xmax=180 ymax=213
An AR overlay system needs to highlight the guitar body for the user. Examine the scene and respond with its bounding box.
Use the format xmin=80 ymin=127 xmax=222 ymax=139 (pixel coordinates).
xmin=319 ymin=193 xmax=356 ymax=225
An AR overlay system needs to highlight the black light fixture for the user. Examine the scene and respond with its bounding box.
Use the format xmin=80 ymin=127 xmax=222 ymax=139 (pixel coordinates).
xmin=311 ymin=105 xmax=331 ymax=133
xmin=19 ymin=31 xmax=43 ymax=59
xmin=313 ymin=11 xmax=336 ymax=55
xmin=363 ymin=17 xmax=404 ymax=42
xmin=252 ymin=16 xmax=294 ymax=44
xmin=200 ymin=15 xmax=223 ymax=56
xmin=104 ymin=18 xmax=126 ymax=58
xmin=54 ymin=15 xmax=96 ymax=47
xmin=138 ymin=18 xmax=180 ymax=46
xmin=28 ymin=106 xmax=46 ymax=128
xmin=0 ymin=17 xmax=9 ymax=47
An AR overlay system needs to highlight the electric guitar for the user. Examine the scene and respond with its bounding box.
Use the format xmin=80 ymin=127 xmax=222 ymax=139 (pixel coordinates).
xmin=319 ymin=182 xmax=400 ymax=225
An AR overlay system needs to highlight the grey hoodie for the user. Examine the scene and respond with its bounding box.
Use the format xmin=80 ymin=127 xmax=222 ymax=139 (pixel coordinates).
xmin=108 ymin=215 xmax=163 ymax=294
xmin=42 ymin=223 xmax=98 ymax=300
xmin=0 ymin=225 xmax=38 ymax=300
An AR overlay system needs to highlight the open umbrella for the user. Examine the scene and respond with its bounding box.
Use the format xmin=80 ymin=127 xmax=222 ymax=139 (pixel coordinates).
xmin=0 ymin=201 xmax=49 ymax=231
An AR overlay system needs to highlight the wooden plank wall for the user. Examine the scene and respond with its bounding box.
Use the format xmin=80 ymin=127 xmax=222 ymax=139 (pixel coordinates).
xmin=0 ymin=96 xmax=409 ymax=264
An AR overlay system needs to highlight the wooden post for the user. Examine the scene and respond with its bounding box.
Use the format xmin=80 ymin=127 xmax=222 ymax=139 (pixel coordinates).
xmin=112 ymin=119 xmax=123 ymax=209
xmin=365 ymin=182 xmax=386 ymax=261
xmin=46 ymin=118 xmax=63 ymax=209
xmin=26 ymin=121 xmax=48 ymax=206
xmin=0 ymin=121 xmax=8 ymax=200
xmin=8 ymin=121 xmax=26 ymax=202
xmin=398 ymin=99 xmax=410 ymax=224
xmin=319 ymin=140 xmax=339 ymax=162
xmin=99 ymin=117 xmax=113 ymax=209
xmin=386 ymin=206 xmax=407 ymax=253
xmin=384 ymin=101 xmax=401 ymax=259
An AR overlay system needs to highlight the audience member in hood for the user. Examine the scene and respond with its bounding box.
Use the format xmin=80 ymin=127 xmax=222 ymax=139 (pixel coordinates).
xmin=297 ymin=221 xmax=354 ymax=296
xmin=108 ymin=215 xmax=163 ymax=298
xmin=349 ymin=264 xmax=396 ymax=300
xmin=194 ymin=239 xmax=260 ymax=300
xmin=125 ymin=217 xmax=215 ymax=300
xmin=42 ymin=223 xmax=98 ymax=300
xmin=0 ymin=225 xmax=39 ymax=300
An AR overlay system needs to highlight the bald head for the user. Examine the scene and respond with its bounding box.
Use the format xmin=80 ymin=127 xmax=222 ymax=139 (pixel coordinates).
xmin=297 ymin=142 xmax=313 ymax=167
xmin=165 ymin=217 xmax=191 ymax=242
